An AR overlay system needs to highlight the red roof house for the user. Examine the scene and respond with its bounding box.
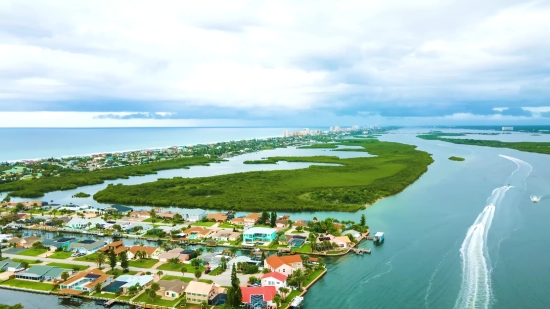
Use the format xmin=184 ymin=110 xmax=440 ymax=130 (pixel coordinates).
xmin=241 ymin=286 xmax=278 ymax=306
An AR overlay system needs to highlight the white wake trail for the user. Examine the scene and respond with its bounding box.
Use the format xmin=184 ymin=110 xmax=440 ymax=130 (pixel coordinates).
xmin=454 ymin=155 xmax=531 ymax=309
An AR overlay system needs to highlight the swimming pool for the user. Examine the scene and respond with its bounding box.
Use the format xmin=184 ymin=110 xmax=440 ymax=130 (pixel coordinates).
xmin=188 ymin=234 xmax=197 ymax=239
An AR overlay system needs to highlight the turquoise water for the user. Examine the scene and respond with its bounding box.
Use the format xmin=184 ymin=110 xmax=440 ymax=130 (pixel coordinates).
xmin=2 ymin=128 xmax=550 ymax=308
xmin=188 ymin=234 xmax=197 ymax=239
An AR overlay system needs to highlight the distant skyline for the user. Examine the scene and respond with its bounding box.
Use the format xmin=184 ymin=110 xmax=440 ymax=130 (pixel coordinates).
xmin=1 ymin=1 xmax=549 ymax=127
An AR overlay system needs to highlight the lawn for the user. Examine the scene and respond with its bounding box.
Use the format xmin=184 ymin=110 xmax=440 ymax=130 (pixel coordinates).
xmin=0 ymin=279 xmax=53 ymax=291
xmin=18 ymin=248 xmax=47 ymax=256
xmin=303 ymin=269 xmax=325 ymax=287
xmin=106 ymin=269 xmax=138 ymax=277
xmin=95 ymin=292 xmax=119 ymax=299
xmin=128 ymin=259 xmax=158 ymax=268
xmin=191 ymin=221 xmax=216 ymax=227
xmin=133 ymin=291 xmax=181 ymax=307
xmin=47 ymin=262 xmax=90 ymax=271
xmin=158 ymin=263 xmax=206 ymax=273
xmin=12 ymin=258 xmax=42 ymax=264
xmin=218 ymin=223 xmax=236 ymax=229
xmin=118 ymin=295 xmax=133 ymax=301
xmin=73 ymin=252 xmax=101 ymax=262
xmin=280 ymin=290 xmax=302 ymax=308
xmin=294 ymin=244 xmax=312 ymax=253
xmin=208 ymin=267 xmax=225 ymax=276
xmin=326 ymin=251 xmax=343 ymax=255
xmin=161 ymin=275 xmax=193 ymax=283
xmin=48 ymin=251 xmax=73 ymax=259
xmin=199 ymin=279 xmax=213 ymax=284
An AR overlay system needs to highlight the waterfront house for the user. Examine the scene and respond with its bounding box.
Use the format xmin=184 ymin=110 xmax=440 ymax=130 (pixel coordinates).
xmin=42 ymin=237 xmax=76 ymax=251
xmin=0 ymin=259 xmax=23 ymax=272
xmin=102 ymin=274 xmax=154 ymax=293
xmin=59 ymin=269 xmax=114 ymax=293
xmin=158 ymin=248 xmax=190 ymax=263
xmin=211 ymin=231 xmax=241 ymax=242
xmin=206 ymin=212 xmax=228 ymax=222
xmin=333 ymin=236 xmax=352 ymax=248
xmin=243 ymin=227 xmax=277 ymax=243
xmin=243 ymin=213 xmax=261 ymax=224
xmin=157 ymin=279 xmax=187 ymax=299
xmin=15 ymin=265 xmax=72 ymax=282
xmin=66 ymin=218 xmax=106 ymax=230
xmin=129 ymin=211 xmax=150 ymax=219
xmin=292 ymin=220 xmax=308 ymax=227
xmin=240 ymin=286 xmax=278 ymax=308
xmin=264 ymin=255 xmax=303 ymax=275
xmin=0 ymin=234 xmax=14 ymax=242
xmin=341 ymin=229 xmax=361 ymax=240
xmin=230 ymin=217 xmax=245 ymax=225
xmin=123 ymin=222 xmax=153 ymax=234
xmin=67 ymin=240 xmax=106 ymax=254
xmin=128 ymin=245 xmax=160 ymax=259
xmin=98 ymin=241 xmax=128 ymax=255
xmin=180 ymin=209 xmax=207 ymax=222
xmin=8 ymin=235 xmax=42 ymax=248
xmin=261 ymin=272 xmax=288 ymax=289
xmin=182 ymin=226 xmax=214 ymax=239
xmin=185 ymin=281 xmax=226 ymax=305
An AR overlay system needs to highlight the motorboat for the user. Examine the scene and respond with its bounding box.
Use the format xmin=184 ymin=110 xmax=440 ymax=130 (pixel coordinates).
xmin=531 ymin=196 xmax=540 ymax=203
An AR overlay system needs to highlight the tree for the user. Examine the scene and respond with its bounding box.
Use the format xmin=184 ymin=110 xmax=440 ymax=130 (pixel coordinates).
xmin=109 ymin=248 xmax=117 ymax=270
xmin=229 ymin=247 xmax=238 ymax=257
xmin=194 ymin=269 xmax=202 ymax=281
xmin=149 ymin=209 xmax=156 ymax=223
xmin=317 ymin=257 xmax=325 ymax=270
xmin=300 ymin=254 xmax=310 ymax=266
xmin=133 ymin=225 xmax=143 ymax=234
xmin=180 ymin=266 xmax=187 ymax=276
xmin=119 ymin=251 xmax=129 ymax=271
xmin=230 ymin=264 xmax=242 ymax=306
xmin=95 ymin=252 xmax=106 ymax=268
xmin=278 ymin=287 xmax=290 ymax=301
xmin=127 ymin=284 xmax=139 ymax=296
xmin=248 ymin=276 xmax=260 ymax=284
xmin=270 ymin=211 xmax=277 ymax=228
xmin=360 ymin=214 xmax=366 ymax=227
xmin=95 ymin=223 xmax=101 ymax=230
xmin=273 ymin=294 xmax=282 ymax=308
xmin=290 ymin=268 xmax=306 ymax=290
xmin=0 ymin=304 xmax=24 ymax=309
xmin=112 ymin=224 xmax=122 ymax=233
xmin=173 ymin=213 xmax=182 ymax=223
xmin=20 ymin=261 xmax=29 ymax=269
xmin=191 ymin=258 xmax=202 ymax=268
xmin=260 ymin=251 xmax=266 ymax=265
xmin=169 ymin=257 xmax=180 ymax=265
xmin=94 ymin=282 xmax=102 ymax=294
xmin=150 ymin=282 xmax=160 ymax=293
xmin=156 ymin=270 xmax=163 ymax=279
xmin=87 ymin=222 xmax=92 ymax=229
xmin=32 ymin=241 xmax=44 ymax=249
xmin=259 ymin=211 xmax=269 ymax=224
xmin=61 ymin=271 xmax=70 ymax=281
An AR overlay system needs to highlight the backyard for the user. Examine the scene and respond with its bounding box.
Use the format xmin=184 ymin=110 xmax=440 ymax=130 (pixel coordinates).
xmin=0 ymin=279 xmax=53 ymax=291
xmin=294 ymin=244 xmax=312 ymax=253
xmin=18 ymin=248 xmax=47 ymax=256
xmin=73 ymin=252 xmax=101 ymax=262
xmin=161 ymin=275 xmax=192 ymax=283
xmin=133 ymin=291 xmax=182 ymax=307
xmin=47 ymin=262 xmax=89 ymax=271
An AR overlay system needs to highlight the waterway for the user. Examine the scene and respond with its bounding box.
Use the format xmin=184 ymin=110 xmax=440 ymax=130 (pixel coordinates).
xmin=3 ymin=128 xmax=550 ymax=308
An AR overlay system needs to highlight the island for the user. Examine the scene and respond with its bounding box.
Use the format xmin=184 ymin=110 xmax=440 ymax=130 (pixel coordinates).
xmin=72 ymin=192 xmax=91 ymax=198
xmin=449 ymin=156 xmax=465 ymax=161
xmin=93 ymin=139 xmax=433 ymax=212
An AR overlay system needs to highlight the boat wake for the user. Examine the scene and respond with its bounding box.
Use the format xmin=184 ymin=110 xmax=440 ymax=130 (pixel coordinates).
xmin=454 ymin=155 xmax=531 ymax=309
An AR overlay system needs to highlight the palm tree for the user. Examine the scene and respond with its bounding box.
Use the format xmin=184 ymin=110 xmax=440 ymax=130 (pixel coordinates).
xmin=300 ymin=254 xmax=310 ymax=266
xmin=149 ymin=209 xmax=156 ymax=223
xmin=95 ymin=252 xmax=106 ymax=268
xmin=181 ymin=266 xmax=187 ymax=276
xmin=61 ymin=271 xmax=70 ymax=281
xmin=194 ymin=270 xmax=202 ymax=281
xmin=278 ymin=287 xmax=290 ymax=301
xmin=229 ymin=247 xmax=238 ymax=257
xmin=291 ymin=268 xmax=306 ymax=290
xmin=169 ymin=257 xmax=180 ymax=265
xmin=273 ymin=294 xmax=282 ymax=308
xmin=156 ymin=270 xmax=163 ymax=280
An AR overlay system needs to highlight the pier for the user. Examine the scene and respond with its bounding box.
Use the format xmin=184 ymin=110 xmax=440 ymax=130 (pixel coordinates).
xmin=351 ymin=248 xmax=371 ymax=254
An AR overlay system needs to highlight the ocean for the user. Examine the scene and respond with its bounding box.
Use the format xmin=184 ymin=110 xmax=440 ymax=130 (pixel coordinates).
xmin=2 ymin=127 xmax=550 ymax=309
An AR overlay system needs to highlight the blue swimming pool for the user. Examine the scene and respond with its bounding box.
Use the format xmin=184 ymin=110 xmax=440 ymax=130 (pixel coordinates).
xmin=188 ymin=234 xmax=197 ymax=239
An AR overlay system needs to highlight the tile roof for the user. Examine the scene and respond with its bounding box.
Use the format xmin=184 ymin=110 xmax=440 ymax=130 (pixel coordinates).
xmin=265 ymin=255 xmax=303 ymax=270
xmin=185 ymin=281 xmax=213 ymax=295
xmin=62 ymin=269 xmax=105 ymax=286
xmin=261 ymin=272 xmax=287 ymax=282
xmin=158 ymin=279 xmax=186 ymax=294
xmin=129 ymin=245 xmax=157 ymax=256
xmin=241 ymin=286 xmax=277 ymax=303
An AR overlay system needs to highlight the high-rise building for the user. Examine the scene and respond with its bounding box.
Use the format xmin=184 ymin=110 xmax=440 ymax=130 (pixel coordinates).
xmin=283 ymin=130 xmax=289 ymax=137
xmin=329 ymin=126 xmax=334 ymax=132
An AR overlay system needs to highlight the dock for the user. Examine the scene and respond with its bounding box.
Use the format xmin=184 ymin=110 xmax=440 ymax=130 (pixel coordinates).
xmin=104 ymin=299 xmax=117 ymax=306
xmin=352 ymin=248 xmax=371 ymax=254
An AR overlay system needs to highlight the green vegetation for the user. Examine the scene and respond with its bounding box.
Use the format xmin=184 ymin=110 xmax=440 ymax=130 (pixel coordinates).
xmin=0 ymin=156 xmax=219 ymax=198
xmin=48 ymin=251 xmax=73 ymax=259
xmin=418 ymin=133 xmax=550 ymax=155
xmin=190 ymin=221 xmax=216 ymax=227
xmin=94 ymin=140 xmax=433 ymax=212
xmin=128 ymin=259 xmax=158 ymax=268
xmin=73 ymin=192 xmax=91 ymax=198
xmin=95 ymin=292 xmax=118 ymax=299
xmin=161 ymin=275 xmax=193 ymax=282
xmin=449 ymin=156 xmax=465 ymax=161
xmin=133 ymin=291 xmax=182 ymax=307
xmin=294 ymin=244 xmax=312 ymax=253
xmin=11 ymin=258 xmax=42 ymax=264
xmin=47 ymin=262 xmax=90 ymax=270
xmin=218 ymin=223 xmax=236 ymax=229
xmin=73 ymin=252 xmax=101 ymax=262
xmin=18 ymin=248 xmax=47 ymax=256
xmin=297 ymin=144 xmax=338 ymax=149
xmin=208 ymin=267 xmax=225 ymax=276
xmin=303 ymin=269 xmax=325 ymax=287
xmin=0 ymin=279 xmax=53 ymax=291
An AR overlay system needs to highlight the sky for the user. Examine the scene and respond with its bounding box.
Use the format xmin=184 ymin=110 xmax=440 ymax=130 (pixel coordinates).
xmin=0 ymin=0 xmax=549 ymax=127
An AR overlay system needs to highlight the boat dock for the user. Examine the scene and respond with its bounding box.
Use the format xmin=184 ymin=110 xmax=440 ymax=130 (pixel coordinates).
xmin=352 ymin=248 xmax=371 ymax=254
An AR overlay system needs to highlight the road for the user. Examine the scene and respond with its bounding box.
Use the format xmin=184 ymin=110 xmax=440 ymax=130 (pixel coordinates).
xmin=2 ymin=253 xmax=253 ymax=286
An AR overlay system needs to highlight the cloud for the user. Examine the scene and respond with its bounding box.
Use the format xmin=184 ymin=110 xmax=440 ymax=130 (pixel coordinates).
xmin=0 ymin=0 xmax=549 ymax=125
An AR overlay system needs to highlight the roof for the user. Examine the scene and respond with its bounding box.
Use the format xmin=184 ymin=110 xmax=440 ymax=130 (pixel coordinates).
xmin=0 ymin=259 xmax=21 ymax=269
xmin=334 ymin=236 xmax=351 ymax=243
xmin=241 ymin=286 xmax=277 ymax=303
xmin=23 ymin=236 xmax=42 ymax=243
xmin=261 ymin=272 xmax=287 ymax=282
xmin=342 ymin=230 xmax=361 ymax=236
xmin=68 ymin=241 xmax=105 ymax=251
xmin=118 ymin=274 xmax=154 ymax=288
xmin=374 ymin=232 xmax=384 ymax=237
xmin=185 ymin=281 xmax=213 ymax=295
xmin=230 ymin=218 xmax=244 ymax=223
xmin=45 ymin=267 xmax=67 ymax=279
xmin=158 ymin=280 xmax=186 ymax=294
xmin=292 ymin=220 xmax=308 ymax=227
xmin=244 ymin=213 xmax=261 ymax=219
xmin=85 ymin=274 xmax=113 ymax=288
xmin=58 ymin=289 xmax=84 ymax=295
xmin=63 ymin=269 xmax=105 ymax=286
xmin=158 ymin=252 xmax=180 ymax=260
xmin=206 ymin=213 xmax=228 ymax=221
xmin=129 ymin=245 xmax=157 ymax=256
xmin=243 ymin=227 xmax=277 ymax=235
xmin=20 ymin=266 xmax=59 ymax=277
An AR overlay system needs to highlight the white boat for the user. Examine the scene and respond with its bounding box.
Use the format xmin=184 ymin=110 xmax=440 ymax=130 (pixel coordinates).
xmin=531 ymin=196 xmax=540 ymax=203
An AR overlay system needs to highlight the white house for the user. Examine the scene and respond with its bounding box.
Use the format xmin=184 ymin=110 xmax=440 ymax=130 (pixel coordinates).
xmin=179 ymin=209 xmax=206 ymax=222
xmin=66 ymin=218 xmax=106 ymax=229
xmin=261 ymin=272 xmax=288 ymax=289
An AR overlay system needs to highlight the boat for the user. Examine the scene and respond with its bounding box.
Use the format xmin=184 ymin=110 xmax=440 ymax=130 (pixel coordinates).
xmin=531 ymin=196 xmax=540 ymax=203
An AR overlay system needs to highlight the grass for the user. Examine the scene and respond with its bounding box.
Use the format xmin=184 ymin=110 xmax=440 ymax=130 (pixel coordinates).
xmin=191 ymin=221 xmax=216 ymax=227
xmin=128 ymin=259 xmax=158 ymax=268
xmin=218 ymin=223 xmax=236 ymax=229
xmin=95 ymin=292 xmax=119 ymax=299
xmin=161 ymin=275 xmax=193 ymax=282
xmin=303 ymin=269 xmax=325 ymax=287
xmin=117 ymin=295 xmax=133 ymax=301
xmin=199 ymin=279 xmax=213 ymax=284
xmin=106 ymin=269 xmax=138 ymax=277
xmin=294 ymin=244 xmax=311 ymax=253
xmin=18 ymin=248 xmax=47 ymax=256
xmin=158 ymin=263 xmax=206 ymax=273
xmin=133 ymin=291 xmax=182 ymax=307
xmin=73 ymin=252 xmax=101 ymax=262
xmin=0 ymin=279 xmax=53 ymax=291
xmin=281 ymin=290 xmax=302 ymax=308
xmin=93 ymin=139 xmax=434 ymax=212
xmin=326 ymin=251 xmax=342 ymax=255
xmin=12 ymin=258 xmax=42 ymax=264
xmin=449 ymin=156 xmax=465 ymax=161
xmin=291 ymin=230 xmax=305 ymax=234
xmin=47 ymin=262 xmax=90 ymax=270
xmin=48 ymin=251 xmax=73 ymax=259
xmin=208 ymin=267 xmax=225 ymax=276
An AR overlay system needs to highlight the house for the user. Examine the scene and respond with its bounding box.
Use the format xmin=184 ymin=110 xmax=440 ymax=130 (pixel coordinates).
xmin=334 ymin=236 xmax=352 ymax=248
xmin=66 ymin=218 xmax=106 ymax=229
xmin=98 ymin=241 xmax=128 ymax=255
xmin=264 ymin=255 xmax=303 ymax=275
xmin=158 ymin=248 xmax=190 ymax=263
xmin=275 ymin=219 xmax=288 ymax=228
xmin=185 ymin=281 xmax=226 ymax=305
xmin=102 ymin=274 xmax=154 ymax=293
xmin=0 ymin=259 xmax=23 ymax=272
xmin=128 ymin=245 xmax=160 ymax=259
xmin=243 ymin=213 xmax=261 ymax=224
xmin=15 ymin=266 xmax=72 ymax=281
xmin=59 ymin=269 xmax=114 ymax=293
xmin=240 ymin=286 xmax=278 ymax=308
xmin=42 ymin=237 xmax=76 ymax=251
xmin=182 ymin=226 xmax=214 ymax=239
xmin=261 ymin=272 xmax=288 ymax=289
xmin=180 ymin=209 xmax=206 ymax=222
xmin=206 ymin=212 xmax=228 ymax=222
xmin=123 ymin=222 xmax=153 ymax=233
xmin=157 ymin=280 xmax=187 ymax=299
xmin=129 ymin=211 xmax=150 ymax=219
xmin=8 ymin=236 xmax=42 ymax=248
xmin=341 ymin=229 xmax=361 ymax=240
xmin=243 ymin=227 xmax=277 ymax=243
xmin=211 ymin=231 xmax=241 ymax=242
xmin=230 ymin=218 xmax=245 ymax=225
xmin=67 ymin=240 xmax=106 ymax=254
xmin=0 ymin=234 xmax=13 ymax=242
xmin=292 ymin=220 xmax=308 ymax=227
